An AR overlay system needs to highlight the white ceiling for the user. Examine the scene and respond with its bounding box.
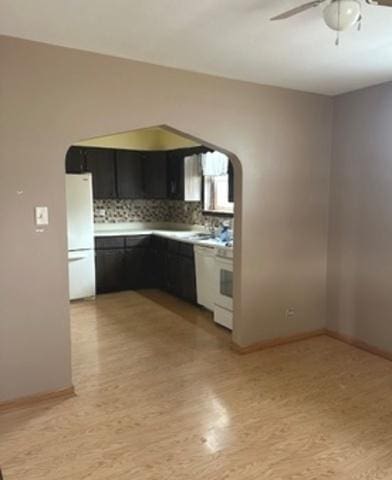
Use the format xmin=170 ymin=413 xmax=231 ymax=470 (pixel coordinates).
xmin=1 ymin=0 xmax=392 ymax=95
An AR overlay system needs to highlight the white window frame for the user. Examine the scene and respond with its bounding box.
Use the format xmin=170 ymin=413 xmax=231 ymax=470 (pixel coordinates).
xmin=203 ymin=174 xmax=234 ymax=214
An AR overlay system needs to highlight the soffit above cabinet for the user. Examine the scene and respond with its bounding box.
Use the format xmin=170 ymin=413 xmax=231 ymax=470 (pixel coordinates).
xmin=75 ymin=127 xmax=200 ymax=151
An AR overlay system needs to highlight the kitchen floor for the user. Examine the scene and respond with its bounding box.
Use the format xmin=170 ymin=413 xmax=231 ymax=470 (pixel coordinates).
xmin=1 ymin=291 xmax=392 ymax=479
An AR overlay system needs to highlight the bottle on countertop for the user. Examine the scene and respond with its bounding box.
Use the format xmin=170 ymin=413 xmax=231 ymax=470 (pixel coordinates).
xmin=219 ymin=223 xmax=231 ymax=244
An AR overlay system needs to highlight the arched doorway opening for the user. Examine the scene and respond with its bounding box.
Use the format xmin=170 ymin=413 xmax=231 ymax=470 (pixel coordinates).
xmin=64 ymin=124 xmax=242 ymax=352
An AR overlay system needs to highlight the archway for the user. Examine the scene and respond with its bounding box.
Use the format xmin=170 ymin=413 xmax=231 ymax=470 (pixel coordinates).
xmin=64 ymin=124 xmax=243 ymax=354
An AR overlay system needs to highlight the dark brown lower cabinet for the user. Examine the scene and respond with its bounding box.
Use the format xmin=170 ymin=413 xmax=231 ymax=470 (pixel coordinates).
xmin=124 ymin=247 xmax=150 ymax=289
xmin=179 ymin=256 xmax=197 ymax=303
xmin=162 ymin=240 xmax=196 ymax=303
xmin=94 ymin=235 xmax=197 ymax=304
xmin=165 ymin=252 xmax=180 ymax=294
xmin=148 ymin=236 xmax=167 ymax=288
xmin=95 ymin=249 xmax=125 ymax=294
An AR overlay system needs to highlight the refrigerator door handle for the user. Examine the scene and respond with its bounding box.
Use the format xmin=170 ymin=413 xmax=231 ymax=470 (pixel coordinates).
xmin=69 ymin=256 xmax=86 ymax=262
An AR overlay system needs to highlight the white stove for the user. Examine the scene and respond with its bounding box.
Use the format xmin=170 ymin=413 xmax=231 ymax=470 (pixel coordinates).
xmin=214 ymin=247 xmax=233 ymax=330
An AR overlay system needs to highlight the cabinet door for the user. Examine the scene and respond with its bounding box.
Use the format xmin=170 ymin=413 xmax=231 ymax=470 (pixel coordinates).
xmin=149 ymin=236 xmax=168 ymax=289
xmin=85 ymin=148 xmax=116 ymax=199
xmin=179 ymin=256 xmax=197 ymax=303
xmin=143 ymin=151 xmax=168 ymax=199
xmin=165 ymin=252 xmax=180 ymax=295
xmin=167 ymin=238 xmax=181 ymax=255
xmin=95 ymin=236 xmax=125 ymax=250
xmin=148 ymin=248 xmax=165 ymax=288
xmin=124 ymin=235 xmax=151 ymax=289
xmin=124 ymin=247 xmax=149 ymax=289
xmin=66 ymin=146 xmax=85 ymax=173
xmin=95 ymin=249 xmax=124 ymax=293
xmin=167 ymin=152 xmax=184 ymax=200
xmin=116 ymin=150 xmax=144 ymax=199
xmin=228 ymin=160 xmax=234 ymax=203
xmin=125 ymin=235 xmax=151 ymax=249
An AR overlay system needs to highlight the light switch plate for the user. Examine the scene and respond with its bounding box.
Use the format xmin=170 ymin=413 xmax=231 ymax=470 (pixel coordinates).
xmin=35 ymin=206 xmax=49 ymax=226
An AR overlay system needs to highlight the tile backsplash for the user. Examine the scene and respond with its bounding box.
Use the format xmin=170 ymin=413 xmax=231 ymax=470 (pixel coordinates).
xmin=94 ymin=199 xmax=233 ymax=228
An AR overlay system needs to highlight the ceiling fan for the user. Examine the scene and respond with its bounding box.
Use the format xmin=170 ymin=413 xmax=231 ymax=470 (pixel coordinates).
xmin=271 ymin=0 xmax=392 ymax=36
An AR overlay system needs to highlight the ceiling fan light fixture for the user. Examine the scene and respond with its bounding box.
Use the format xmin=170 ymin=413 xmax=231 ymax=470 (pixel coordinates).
xmin=323 ymin=0 xmax=361 ymax=31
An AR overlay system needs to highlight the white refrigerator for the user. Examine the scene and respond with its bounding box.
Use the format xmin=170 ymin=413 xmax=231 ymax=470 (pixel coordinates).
xmin=66 ymin=174 xmax=96 ymax=300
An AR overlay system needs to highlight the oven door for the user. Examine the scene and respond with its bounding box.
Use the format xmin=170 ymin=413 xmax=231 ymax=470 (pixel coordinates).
xmin=215 ymin=256 xmax=233 ymax=311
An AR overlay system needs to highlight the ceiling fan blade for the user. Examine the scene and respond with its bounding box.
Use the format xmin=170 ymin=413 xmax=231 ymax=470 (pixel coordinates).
xmin=270 ymin=0 xmax=326 ymax=20
xmin=366 ymin=0 xmax=392 ymax=6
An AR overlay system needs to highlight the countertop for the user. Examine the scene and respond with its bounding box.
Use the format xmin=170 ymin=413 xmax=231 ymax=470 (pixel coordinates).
xmin=94 ymin=223 xmax=233 ymax=250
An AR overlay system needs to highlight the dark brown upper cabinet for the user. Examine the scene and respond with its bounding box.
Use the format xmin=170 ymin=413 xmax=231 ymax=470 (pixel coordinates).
xmin=116 ymin=150 xmax=144 ymax=199
xmin=142 ymin=151 xmax=168 ymax=199
xmin=84 ymin=148 xmax=116 ymax=199
xmin=66 ymin=145 xmax=211 ymax=201
xmin=167 ymin=146 xmax=210 ymax=201
xmin=65 ymin=146 xmax=85 ymax=174
xmin=228 ymin=160 xmax=234 ymax=203
xmin=167 ymin=151 xmax=185 ymax=200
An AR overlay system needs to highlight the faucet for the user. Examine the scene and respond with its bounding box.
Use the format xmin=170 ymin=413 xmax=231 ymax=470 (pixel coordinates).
xmin=205 ymin=218 xmax=216 ymax=238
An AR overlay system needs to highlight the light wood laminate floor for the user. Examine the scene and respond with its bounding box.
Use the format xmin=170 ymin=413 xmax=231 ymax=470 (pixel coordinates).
xmin=1 ymin=290 xmax=392 ymax=479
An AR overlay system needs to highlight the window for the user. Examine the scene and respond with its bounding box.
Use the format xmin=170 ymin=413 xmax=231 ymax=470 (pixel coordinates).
xmin=203 ymin=174 xmax=234 ymax=214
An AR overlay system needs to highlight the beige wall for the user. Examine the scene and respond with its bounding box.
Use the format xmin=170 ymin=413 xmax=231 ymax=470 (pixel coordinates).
xmin=327 ymin=82 xmax=392 ymax=351
xmin=0 ymin=36 xmax=332 ymax=402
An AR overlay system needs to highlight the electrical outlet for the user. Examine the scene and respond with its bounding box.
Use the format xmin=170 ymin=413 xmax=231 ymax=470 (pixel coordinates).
xmin=285 ymin=307 xmax=296 ymax=319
